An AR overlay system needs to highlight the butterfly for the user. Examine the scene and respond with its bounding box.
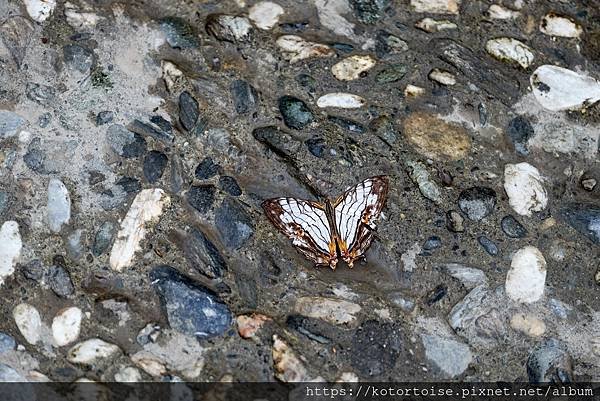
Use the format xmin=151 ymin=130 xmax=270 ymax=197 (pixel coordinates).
xmin=262 ymin=176 xmax=389 ymax=269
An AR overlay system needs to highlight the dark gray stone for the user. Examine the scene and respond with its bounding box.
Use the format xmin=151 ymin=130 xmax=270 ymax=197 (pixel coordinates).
xmin=26 ymin=82 xmax=55 ymax=105
xmin=116 ymin=176 xmax=141 ymax=193
xmin=23 ymin=137 xmax=52 ymax=173
xmin=0 ymin=16 xmax=34 ymax=68
xmin=187 ymin=185 xmax=216 ymax=214
xmin=230 ymin=80 xmax=258 ymax=115
xmin=422 ymin=236 xmax=442 ymax=254
xmin=179 ymin=91 xmax=199 ymax=131
xmin=527 ymin=338 xmax=573 ymax=384
xmin=205 ymin=14 xmax=252 ymax=43
xmin=252 ymin=126 xmax=302 ymax=159
xmin=48 ymin=257 xmax=75 ymax=298
xmin=328 ymin=116 xmax=366 ymax=134
xmin=286 ymin=315 xmax=331 ymax=344
xmin=160 ymin=17 xmax=199 ymax=49
xmin=150 ymin=115 xmax=172 ymax=134
xmin=376 ymin=63 xmax=407 ymax=83
xmin=22 ymin=259 xmax=44 ymax=281
xmin=177 ymin=227 xmax=227 ymax=279
xmin=478 ymin=236 xmax=498 ymax=256
xmin=96 ymin=111 xmax=114 ymax=126
xmin=501 ymin=215 xmax=528 ymax=238
xmin=215 ymin=197 xmax=254 ymax=249
xmin=278 ymin=96 xmax=314 ymax=130
xmin=507 ymin=116 xmax=534 ymax=155
xmin=150 ymin=265 xmax=232 ymax=338
xmin=305 ymin=136 xmax=326 ymax=158
xmin=93 ymin=221 xmax=116 ymax=256
xmin=295 ymin=74 xmax=316 ymax=93
xmin=369 ymin=115 xmax=397 ymax=145
xmin=350 ymin=0 xmax=389 ymax=24
xmin=63 ymin=44 xmax=95 ymax=73
xmin=127 ymin=119 xmax=174 ymax=144
xmin=560 ymin=204 xmax=600 ymax=244
xmin=194 ymin=157 xmax=220 ymax=180
xmin=38 ymin=112 xmax=52 ymax=128
xmin=350 ymin=320 xmax=403 ymax=377
xmin=143 ymin=151 xmax=168 ymax=183
xmin=107 ymin=124 xmax=147 ymax=158
xmin=458 ymin=187 xmax=496 ymax=221
xmin=0 ymin=110 xmax=26 ymax=138
xmin=219 ymin=176 xmax=242 ymax=196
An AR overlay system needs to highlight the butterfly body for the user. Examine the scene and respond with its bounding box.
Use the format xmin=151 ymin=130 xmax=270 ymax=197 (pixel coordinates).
xmin=262 ymin=176 xmax=389 ymax=269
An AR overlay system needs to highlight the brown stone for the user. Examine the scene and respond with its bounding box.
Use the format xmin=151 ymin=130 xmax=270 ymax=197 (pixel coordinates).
xmin=403 ymin=112 xmax=471 ymax=160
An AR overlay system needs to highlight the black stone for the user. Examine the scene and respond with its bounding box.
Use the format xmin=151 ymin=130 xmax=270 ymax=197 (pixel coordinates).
xmin=507 ymin=116 xmax=534 ymax=155
xmin=478 ymin=235 xmax=498 ymax=256
xmin=560 ymin=204 xmax=600 ymax=244
xmin=426 ymin=284 xmax=447 ymax=305
xmin=215 ymin=197 xmax=254 ymax=249
xmin=143 ymin=151 xmax=168 ymax=183
xmin=116 ymin=176 xmax=141 ymax=193
xmin=350 ymin=320 xmax=403 ymax=377
xmin=279 ymin=22 xmax=309 ymax=33
xmin=179 ymin=227 xmax=227 ymax=279
xmin=107 ymin=124 xmax=147 ymax=158
xmin=252 ymin=126 xmax=302 ymax=159
xmin=286 ymin=315 xmax=331 ymax=344
xmin=150 ymin=265 xmax=232 ymax=338
xmin=23 ymin=137 xmax=50 ymax=173
xmin=150 ymin=115 xmax=173 ymax=134
xmin=160 ymin=17 xmax=199 ymax=49
xmin=194 ymin=157 xmax=220 ymax=180
xmin=187 ymin=185 xmax=216 ymax=214
xmin=48 ymin=256 xmax=74 ymax=298
xmin=527 ymin=338 xmax=573 ymax=384
xmin=93 ymin=221 xmax=116 ymax=256
xmin=501 ymin=215 xmax=528 ymax=238
xmin=179 ymin=91 xmax=199 ymax=131
xmin=219 ymin=176 xmax=242 ymax=196
xmin=331 ymin=43 xmax=354 ymax=53
xmin=96 ymin=111 xmax=114 ymax=126
xmin=305 ymin=136 xmax=326 ymax=158
xmin=128 ymin=119 xmax=174 ymax=144
xmin=422 ymin=236 xmax=442 ymax=252
xmin=230 ymin=80 xmax=258 ymax=115
xmin=458 ymin=187 xmax=496 ymax=221
xmin=328 ymin=116 xmax=366 ymax=133
xmin=63 ymin=44 xmax=95 ymax=73
xmin=278 ymin=96 xmax=314 ymax=130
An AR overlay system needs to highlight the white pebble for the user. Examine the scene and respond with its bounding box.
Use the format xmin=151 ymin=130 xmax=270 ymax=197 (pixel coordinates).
xmin=13 ymin=303 xmax=42 ymax=345
xmin=67 ymin=339 xmax=120 ymax=365
xmin=52 ymin=307 xmax=83 ymax=347
xmin=316 ymin=93 xmax=365 ymax=109
xmin=506 ymin=246 xmax=546 ymax=303
xmin=530 ymin=65 xmax=600 ymax=111
xmin=47 ymin=178 xmax=71 ymax=233
xmin=487 ymin=4 xmax=520 ymax=19
xmin=410 ymin=0 xmax=460 ymax=14
xmin=276 ymin=35 xmax=334 ymax=63
xmin=539 ymin=13 xmax=582 ymax=38
xmin=428 ymin=69 xmax=456 ymax=85
xmin=485 ymin=37 xmax=534 ymax=69
xmin=109 ymin=189 xmax=170 ymax=271
xmin=0 ymin=221 xmax=22 ymax=286
xmin=249 ymin=1 xmax=284 ymax=30
xmin=24 ymin=0 xmax=56 ymax=22
xmin=331 ymin=55 xmax=376 ymax=81
xmin=503 ymin=162 xmax=547 ymax=217
xmin=415 ymin=18 xmax=457 ymax=32
xmin=510 ymin=313 xmax=546 ymax=337
xmin=114 ymin=366 xmax=142 ymax=382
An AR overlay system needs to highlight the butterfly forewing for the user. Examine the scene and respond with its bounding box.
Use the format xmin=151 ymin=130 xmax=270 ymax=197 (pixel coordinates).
xmin=333 ymin=176 xmax=389 ymax=265
xmin=262 ymin=198 xmax=337 ymax=267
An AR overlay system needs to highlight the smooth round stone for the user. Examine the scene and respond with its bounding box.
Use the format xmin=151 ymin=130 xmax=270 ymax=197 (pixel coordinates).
xmin=504 ymin=163 xmax=548 ymax=217
xmin=458 ymin=187 xmax=497 ymax=221
xmin=501 ymin=215 xmax=528 ymax=238
xmin=52 ymin=307 xmax=82 ymax=346
xmin=13 ymin=303 xmax=42 ymax=345
xmin=63 ymin=44 xmax=95 ymax=73
xmin=510 ymin=313 xmax=545 ymax=337
xmin=48 ymin=262 xmax=75 ymax=298
xmin=67 ymin=339 xmax=120 ymax=365
xmin=477 ymin=235 xmax=498 ymax=256
xmin=248 ymin=1 xmax=284 ymax=30
xmin=331 ymin=55 xmax=376 ymax=81
xmin=278 ymin=96 xmax=314 ymax=130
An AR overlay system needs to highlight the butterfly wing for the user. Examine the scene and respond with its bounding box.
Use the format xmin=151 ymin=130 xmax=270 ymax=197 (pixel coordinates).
xmin=262 ymin=198 xmax=338 ymax=268
xmin=333 ymin=176 xmax=389 ymax=266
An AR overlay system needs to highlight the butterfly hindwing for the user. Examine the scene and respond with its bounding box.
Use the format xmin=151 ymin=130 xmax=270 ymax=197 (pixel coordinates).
xmin=262 ymin=198 xmax=337 ymax=267
xmin=333 ymin=176 xmax=389 ymax=266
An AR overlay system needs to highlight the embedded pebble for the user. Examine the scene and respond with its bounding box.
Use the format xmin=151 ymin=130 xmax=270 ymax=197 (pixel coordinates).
xmin=249 ymin=2 xmax=285 ymax=30
xmin=206 ymin=14 xmax=252 ymax=42
xmin=505 ymin=246 xmax=547 ymax=303
xmin=237 ymin=314 xmax=271 ymax=339
xmin=47 ymin=258 xmax=75 ymax=297
xmin=109 ymin=189 xmax=171 ymax=271
xmin=478 ymin=236 xmax=498 ymax=256
xmin=510 ymin=313 xmax=546 ymax=337
xmin=410 ymin=0 xmax=460 ymax=14
xmin=67 ymin=339 xmax=120 ymax=365
xmin=114 ymin=366 xmax=142 ymax=382
xmin=487 ymin=4 xmax=520 ymax=19
xmin=485 ymin=38 xmax=534 ymax=69
xmin=143 ymin=151 xmax=168 ymax=184
xmin=446 ymin=210 xmax=464 ymax=232
xmin=0 ymin=332 xmax=16 ymax=354
xmin=278 ymin=96 xmax=314 ymax=130
xmin=458 ymin=187 xmax=496 ymax=221
xmin=276 ymin=35 xmax=334 ymax=63
xmin=421 ymin=334 xmax=472 ymax=378
xmin=403 ymin=112 xmax=471 ymax=160
xmin=331 ymin=55 xmax=376 ymax=81
xmin=13 ymin=303 xmax=42 ymax=345
xmin=47 ymin=178 xmax=71 ymax=233
xmin=186 ymin=185 xmax=216 ymax=214
xmin=294 ymin=297 xmax=361 ymax=326
xmin=443 ymin=264 xmax=487 ymax=289
xmin=527 ymin=338 xmax=573 ymax=383
xmin=24 ymin=0 xmax=57 ymax=22
xmin=405 ymin=160 xmax=442 ymax=204
xmin=501 ymin=215 xmax=527 ymax=238
xmin=0 ymin=221 xmax=21 ymax=286
xmin=93 ymin=221 xmax=116 ymax=256
xmin=539 ymin=13 xmax=582 ymax=38
xmin=530 ymin=65 xmax=600 ymax=111
xmin=160 ymin=17 xmax=199 ymax=49
xmin=559 ymin=204 xmax=600 ymax=244
xmin=52 ymin=307 xmax=83 ymax=346
xmin=272 ymin=335 xmax=311 ymax=382
xmin=504 ymin=163 xmax=547 ymax=217
xmin=316 ymin=93 xmax=365 ymax=109
xmin=506 ymin=116 xmax=534 ymax=155
xmin=428 ymin=69 xmax=456 ymax=85
xmin=415 ymin=18 xmax=457 ymax=32
xmin=0 ymin=110 xmax=26 ymax=138
xmin=215 ymin=198 xmax=254 ymax=249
